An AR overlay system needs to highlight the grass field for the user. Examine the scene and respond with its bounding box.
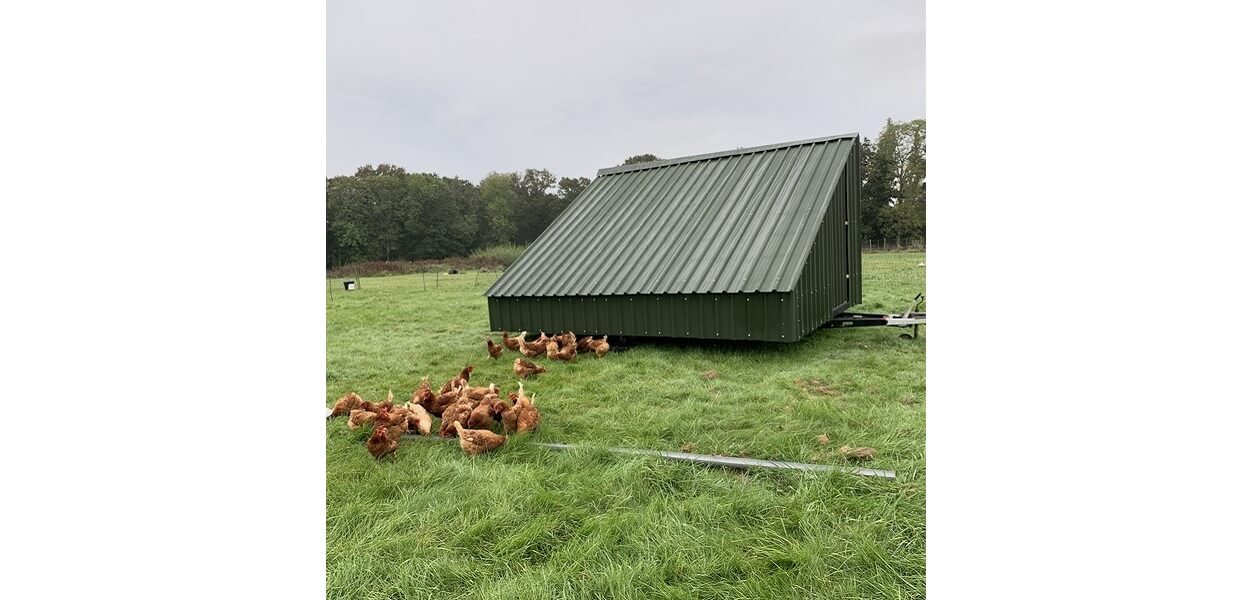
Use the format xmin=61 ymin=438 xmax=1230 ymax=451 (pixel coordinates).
xmin=327 ymin=251 xmax=926 ymax=599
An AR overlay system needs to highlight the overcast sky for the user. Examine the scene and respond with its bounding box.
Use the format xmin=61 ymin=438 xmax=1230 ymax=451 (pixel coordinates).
xmin=328 ymin=0 xmax=924 ymax=182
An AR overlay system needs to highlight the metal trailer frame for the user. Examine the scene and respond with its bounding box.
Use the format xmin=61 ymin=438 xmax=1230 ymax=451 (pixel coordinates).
xmin=823 ymin=293 xmax=926 ymax=339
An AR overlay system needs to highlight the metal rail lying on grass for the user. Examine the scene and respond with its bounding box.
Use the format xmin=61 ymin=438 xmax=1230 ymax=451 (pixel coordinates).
xmin=535 ymin=442 xmax=895 ymax=480
xmin=393 ymin=434 xmax=895 ymax=480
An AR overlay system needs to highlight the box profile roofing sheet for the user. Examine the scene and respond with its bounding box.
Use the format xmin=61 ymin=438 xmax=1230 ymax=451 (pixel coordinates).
xmin=486 ymin=133 xmax=858 ymax=298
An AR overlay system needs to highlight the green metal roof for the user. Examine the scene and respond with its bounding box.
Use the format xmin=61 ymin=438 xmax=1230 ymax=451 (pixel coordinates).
xmin=486 ymin=133 xmax=858 ymax=298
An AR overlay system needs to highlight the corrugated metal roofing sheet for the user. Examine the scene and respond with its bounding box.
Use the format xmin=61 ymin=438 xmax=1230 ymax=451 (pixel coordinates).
xmin=486 ymin=133 xmax=858 ymax=298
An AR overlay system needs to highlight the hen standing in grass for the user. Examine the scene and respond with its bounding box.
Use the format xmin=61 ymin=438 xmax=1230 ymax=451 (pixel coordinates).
xmin=513 ymin=357 xmax=546 ymax=379
xmin=347 ymin=408 xmax=379 ymax=430
xmin=366 ymin=425 xmax=398 ymax=460
xmin=501 ymin=393 xmax=520 ymax=433
xmin=520 ymin=333 xmax=548 ymax=358
xmin=519 ymin=343 xmax=545 ymax=359
xmin=329 ymin=392 xmax=364 ymax=417
xmin=502 ymin=330 xmax=526 ymax=352
xmin=576 ymin=336 xmax=594 ymax=354
xmin=485 ymin=394 xmax=507 ymax=421
xmin=411 ymin=376 xmax=435 ymax=411
xmin=513 ymin=383 xmax=541 ymax=433
xmin=486 ymin=337 xmax=503 ymax=359
xmin=467 ymin=396 xmax=496 ymax=430
xmin=404 ymin=403 xmax=432 ymax=435
xmin=587 ymin=336 xmax=611 ymax=358
xmin=439 ymin=389 xmax=475 ymax=437
xmin=465 ymin=383 xmax=498 ymax=402
xmin=555 ymin=342 xmax=577 ymax=360
xmin=451 ymin=421 xmax=507 ymax=455
xmin=430 ymin=383 xmax=462 ymax=416
xmin=377 ymin=408 xmax=408 ymax=442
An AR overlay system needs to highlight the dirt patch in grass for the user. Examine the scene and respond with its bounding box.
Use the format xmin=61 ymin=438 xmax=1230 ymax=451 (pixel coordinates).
xmin=701 ymin=370 xmax=719 ymax=380
xmin=795 ymin=378 xmax=838 ymax=396
xmin=836 ymin=445 xmax=877 ymax=461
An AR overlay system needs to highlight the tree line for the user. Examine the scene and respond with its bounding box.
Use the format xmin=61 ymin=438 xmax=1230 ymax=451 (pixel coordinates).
xmin=326 ymin=166 xmax=591 ymax=266
xmin=860 ymin=118 xmax=925 ymax=241
xmin=326 ymin=121 xmax=924 ymax=267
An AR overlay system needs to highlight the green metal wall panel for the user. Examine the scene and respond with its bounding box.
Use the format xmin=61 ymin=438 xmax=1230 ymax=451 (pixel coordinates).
xmin=786 ymin=143 xmax=860 ymax=339
xmin=488 ymin=292 xmax=792 ymax=342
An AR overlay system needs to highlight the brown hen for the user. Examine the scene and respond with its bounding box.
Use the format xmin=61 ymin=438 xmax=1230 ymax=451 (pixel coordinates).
xmin=366 ymin=425 xmax=398 ymax=460
xmin=513 ymin=383 xmax=541 ymax=433
xmin=411 ymin=376 xmax=435 ymax=411
xmin=467 ymin=397 xmax=496 ymax=430
xmin=504 ymin=330 xmax=527 ymax=352
xmin=513 ymin=357 xmax=547 ymax=379
xmin=347 ymin=409 xmax=379 ymax=430
xmin=576 ymin=336 xmax=594 ymax=353
xmin=329 ymin=392 xmax=364 ymax=417
xmin=404 ymin=403 xmax=433 ymax=435
xmin=587 ymin=336 xmax=611 ymax=358
xmin=465 ymin=383 xmax=498 ymax=402
xmin=501 ymin=393 xmax=519 ymax=433
xmin=439 ymin=390 xmax=475 ymax=437
xmin=429 ymin=385 xmax=462 ymax=416
xmin=452 ymin=421 xmax=507 ymax=455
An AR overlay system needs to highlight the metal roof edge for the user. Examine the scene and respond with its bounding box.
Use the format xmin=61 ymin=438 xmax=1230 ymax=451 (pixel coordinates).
xmin=595 ymin=132 xmax=860 ymax=177
xmin=772 ymin=141 xmax=857 ymax=293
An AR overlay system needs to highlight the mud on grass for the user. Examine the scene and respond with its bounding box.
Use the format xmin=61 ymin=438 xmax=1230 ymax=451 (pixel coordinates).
xmin=326 ymin=252 xmax=926 ymax=599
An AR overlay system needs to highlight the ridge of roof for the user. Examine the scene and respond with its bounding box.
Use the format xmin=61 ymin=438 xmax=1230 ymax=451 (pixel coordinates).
xmin=596 ymin=132 xmax=859 ymax=177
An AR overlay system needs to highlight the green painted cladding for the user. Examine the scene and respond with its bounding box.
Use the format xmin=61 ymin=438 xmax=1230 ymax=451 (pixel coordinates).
xmin=485 ymin=134 xmax=862 ymax=342
xmin=488 ymin=292 xmax=792 ymax=342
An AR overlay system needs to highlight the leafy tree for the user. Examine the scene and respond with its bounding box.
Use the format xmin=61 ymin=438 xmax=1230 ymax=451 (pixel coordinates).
xmin=354 ymin=163 xmax=408 ymax=178
xmin=478 ymin=172 xmax=520 ymax=247
xmin=861 ymin=122 xmax=898 ymax=240
xmin=557 ymin=176 xmax=590 ymax=203
xmin=881 ymin=119 xmax=925 ymax=240
xmin=860 ymin=118 xmax=926 ymax=241
xmin=513 ymin=169 xmax=559 ymax=244
xmin=621 ymin=154 xmax=661 ymax=166
xmin=326 ymin=177 xmax=373 ymax=266
xmin=517 ymin=168 xmax=556 ymax=198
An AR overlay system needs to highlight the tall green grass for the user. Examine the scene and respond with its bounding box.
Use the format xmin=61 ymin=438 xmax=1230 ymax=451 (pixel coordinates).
xmin=327 ymin=252 xmax=926 ymax=599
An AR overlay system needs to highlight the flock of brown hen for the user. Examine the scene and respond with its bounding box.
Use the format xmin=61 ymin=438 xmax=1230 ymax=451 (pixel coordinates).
xmin=329 ymin=365 xmax=540 ymax=460
xmin=330 ymin=331 xmax=611 ymax=461
xmin=486 ymin=330 xmax=611 ymax=379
